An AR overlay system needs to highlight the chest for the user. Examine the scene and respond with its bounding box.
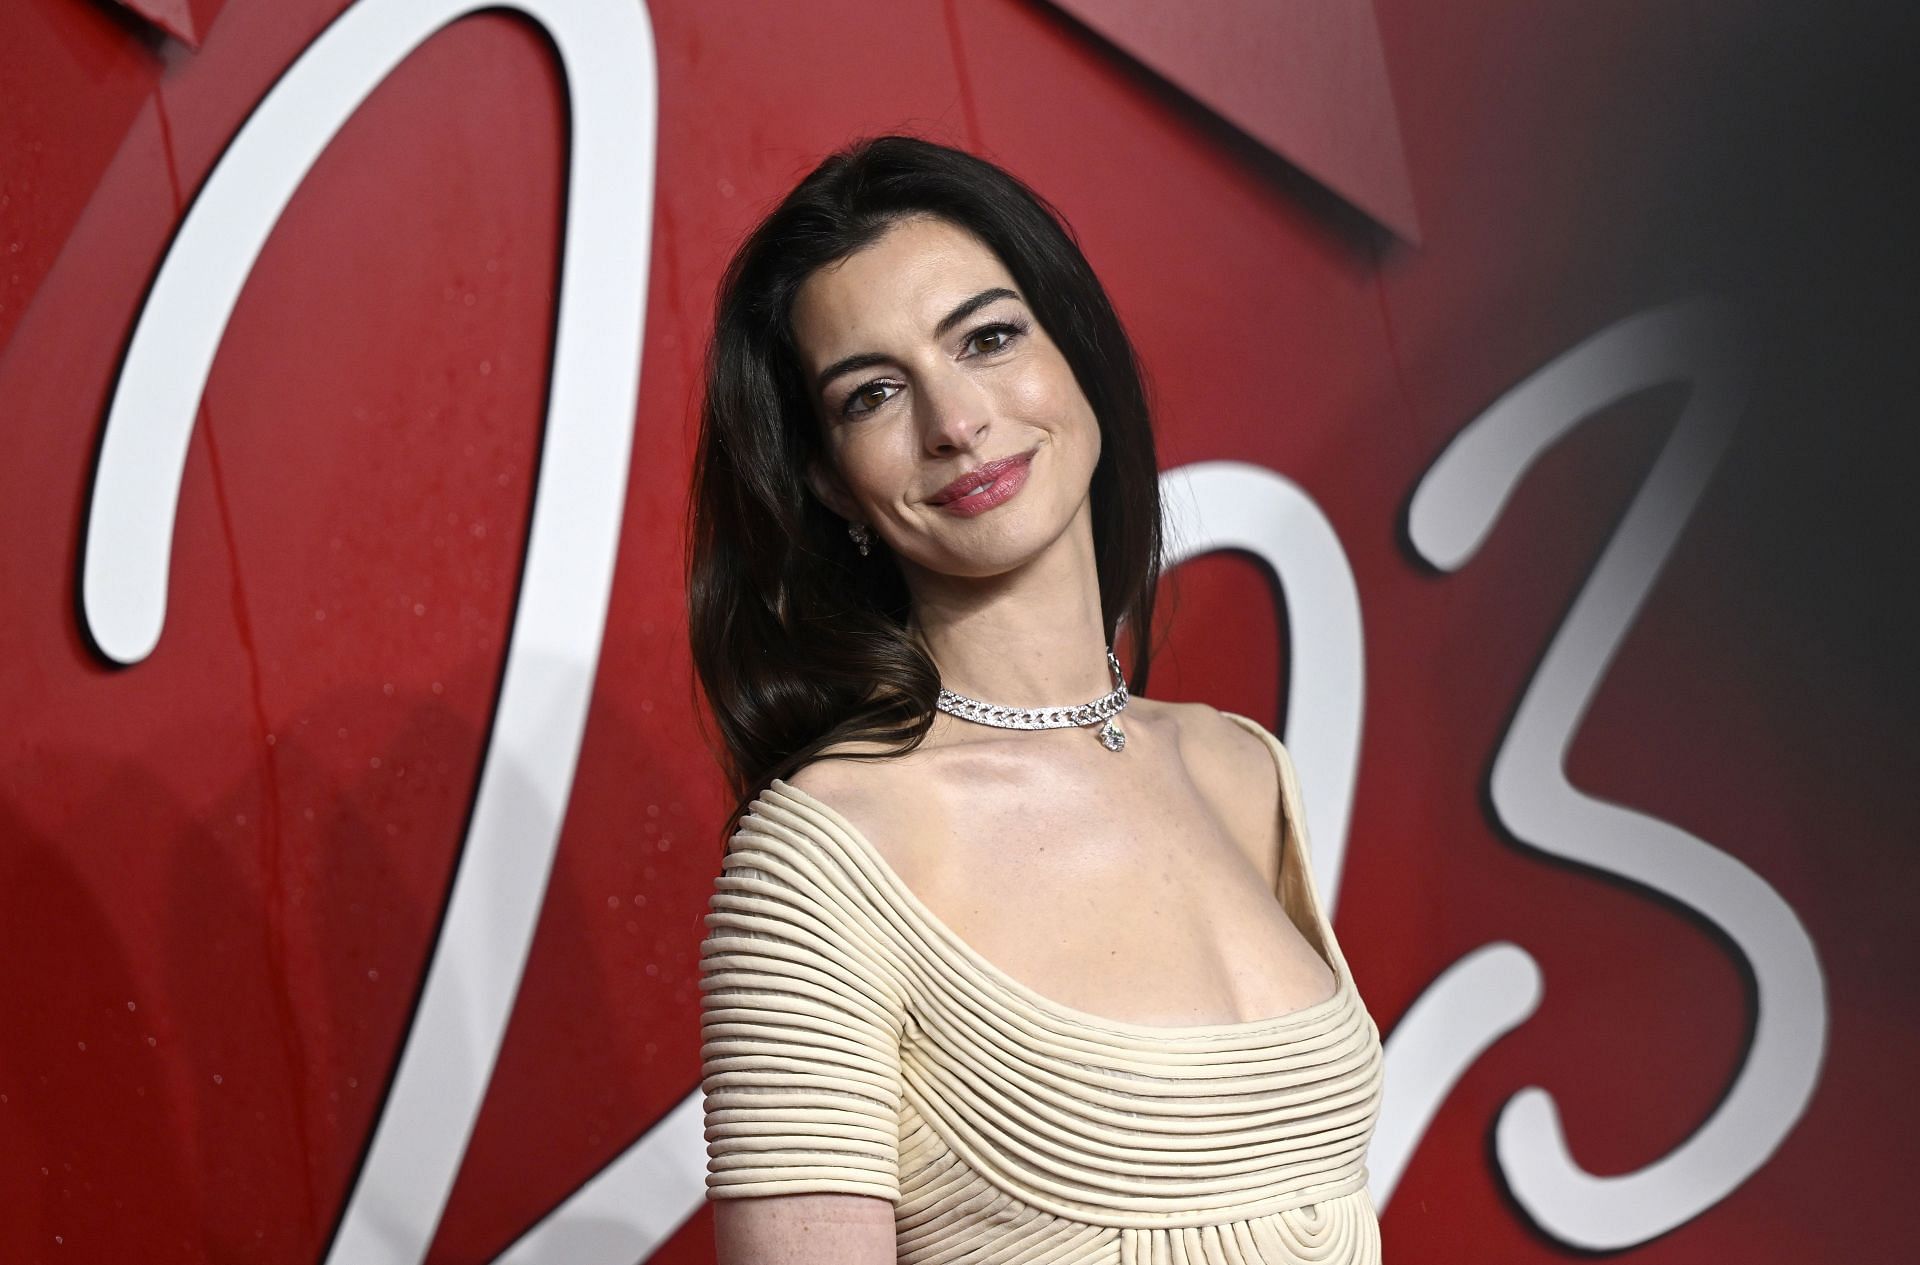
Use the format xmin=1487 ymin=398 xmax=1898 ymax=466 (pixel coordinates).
xmin=894 ymin=760 xmax=1335 ymax=1028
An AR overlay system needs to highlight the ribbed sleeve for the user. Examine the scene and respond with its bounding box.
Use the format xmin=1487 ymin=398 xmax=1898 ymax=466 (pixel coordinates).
xmin=693 ymin=710 xmax=1385 ymax=1261
xmin=698 ymin=794 xmax=910 ymax=1203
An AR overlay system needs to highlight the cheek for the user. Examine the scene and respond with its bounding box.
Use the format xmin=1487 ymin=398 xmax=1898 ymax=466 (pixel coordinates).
xmin=1008 ymin=360 xmax=1091 ymax=430
xmin=1041 ymin=373 xmax=1100 ymax=457
xmin=834 ymin=426 xmax=916 ymax=508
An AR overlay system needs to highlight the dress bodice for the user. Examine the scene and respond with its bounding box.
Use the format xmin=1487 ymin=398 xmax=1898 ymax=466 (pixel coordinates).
xmin=699 ymin=710 xmax=1385 ymax=1263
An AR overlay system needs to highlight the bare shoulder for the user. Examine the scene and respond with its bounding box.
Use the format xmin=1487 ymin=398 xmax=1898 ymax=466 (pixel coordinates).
xmin=780 ymin=733 xmax=950 ymax=884
xmin=1159 ymin=701 xmax=1281 ymax=796
xmin=781 ymin=733 xmax=910 ymax=804
xmin=1159 ymin=701 xmax=1286 ymax=882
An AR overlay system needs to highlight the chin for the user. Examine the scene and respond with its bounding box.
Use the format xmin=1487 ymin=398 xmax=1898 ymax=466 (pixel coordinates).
xmin=927 ymin=515 xmax=1079 ymax=580
xmin=917 ymin=545 xmax=1034 ymax=580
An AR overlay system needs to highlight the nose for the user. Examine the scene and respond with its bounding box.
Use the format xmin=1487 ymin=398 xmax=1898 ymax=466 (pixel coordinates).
xmin=917 ymin=364 xmax=988 ymax=456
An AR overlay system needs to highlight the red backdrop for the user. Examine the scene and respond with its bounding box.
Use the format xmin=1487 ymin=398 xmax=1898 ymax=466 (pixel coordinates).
xmin=2 ymin=0 xmax=1913 ymax=1261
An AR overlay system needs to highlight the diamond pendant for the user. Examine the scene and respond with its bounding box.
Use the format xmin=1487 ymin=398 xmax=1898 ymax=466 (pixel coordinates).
xmin=1097 ymin=718 xmax=1126 ymax=751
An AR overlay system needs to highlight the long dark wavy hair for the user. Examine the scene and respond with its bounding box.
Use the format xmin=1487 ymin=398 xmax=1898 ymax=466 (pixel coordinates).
xmin=685 ymin=134 xmax=1164 ymax=828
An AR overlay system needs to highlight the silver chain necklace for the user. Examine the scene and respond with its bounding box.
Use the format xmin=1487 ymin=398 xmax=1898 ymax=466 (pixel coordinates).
xmin=934 ymin=647 xmax=1130 ymax=751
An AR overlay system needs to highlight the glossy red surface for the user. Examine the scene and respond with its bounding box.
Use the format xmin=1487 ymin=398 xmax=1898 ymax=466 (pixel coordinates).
xmin=0 ymin=0 xmax=1909 ymax=1262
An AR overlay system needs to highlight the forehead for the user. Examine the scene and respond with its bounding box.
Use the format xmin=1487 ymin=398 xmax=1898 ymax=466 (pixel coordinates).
xmin=791 ymin=216 xmax=1016 ymax=359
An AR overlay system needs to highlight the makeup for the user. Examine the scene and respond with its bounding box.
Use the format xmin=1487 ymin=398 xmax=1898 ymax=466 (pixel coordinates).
xmin=928 ymin=447 xmax=1038 ymax=517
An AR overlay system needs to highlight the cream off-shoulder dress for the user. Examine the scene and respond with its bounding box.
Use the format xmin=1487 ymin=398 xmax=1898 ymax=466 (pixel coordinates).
xmin=698 ymin=711 xmax=1385 ymax=1263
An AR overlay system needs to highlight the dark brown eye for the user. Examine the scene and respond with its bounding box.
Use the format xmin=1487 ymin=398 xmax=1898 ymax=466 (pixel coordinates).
xmin=841 ymin=381 xmax=898 ymax=418
xmin=964 ymin=318 xmax=1028 ymax=357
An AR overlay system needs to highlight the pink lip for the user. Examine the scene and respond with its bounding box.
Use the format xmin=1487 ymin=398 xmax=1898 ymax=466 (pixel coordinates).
xmin=929 ymin=448 xmax=1038 ymax=510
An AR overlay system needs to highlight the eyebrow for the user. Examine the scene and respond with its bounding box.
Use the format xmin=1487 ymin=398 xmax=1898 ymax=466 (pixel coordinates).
xmin=813 ymin=286 xmax=1023 ymax=396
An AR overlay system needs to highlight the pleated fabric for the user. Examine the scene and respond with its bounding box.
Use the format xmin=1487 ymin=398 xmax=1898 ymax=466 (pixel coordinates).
xmin=700 ymin=711 xmax=1385 ymax=1263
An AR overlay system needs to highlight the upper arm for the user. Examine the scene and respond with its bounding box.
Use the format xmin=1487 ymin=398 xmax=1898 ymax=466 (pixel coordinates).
xmin=713 ymin=1191 xmax=897 ymax=1265
xmin=700 ymin=798 xmax=909 ymax=1216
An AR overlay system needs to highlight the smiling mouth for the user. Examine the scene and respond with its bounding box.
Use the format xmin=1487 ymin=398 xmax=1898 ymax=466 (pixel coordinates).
xmin=928 ymin=446 xmax=1039 ymax=505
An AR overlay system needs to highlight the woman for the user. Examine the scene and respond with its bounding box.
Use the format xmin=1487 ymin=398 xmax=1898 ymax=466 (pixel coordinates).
xmin=686 ymin=135 xmax=1384 ymax=1264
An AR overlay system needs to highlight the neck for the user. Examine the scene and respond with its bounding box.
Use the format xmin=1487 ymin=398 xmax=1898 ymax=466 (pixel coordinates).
xmin=901 ymin=501 xmax=1116 ymax=706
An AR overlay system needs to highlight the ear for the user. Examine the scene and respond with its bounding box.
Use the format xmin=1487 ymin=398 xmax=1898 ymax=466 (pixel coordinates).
xmin=805 ymin=458 xmax=859 ymax=523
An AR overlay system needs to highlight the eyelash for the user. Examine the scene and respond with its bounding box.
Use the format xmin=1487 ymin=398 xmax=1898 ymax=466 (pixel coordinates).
xmin=837 ymin=316 xmax=1032 ymax=419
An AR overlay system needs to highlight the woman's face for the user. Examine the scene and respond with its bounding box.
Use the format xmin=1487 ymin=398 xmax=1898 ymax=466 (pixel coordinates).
xmin=790 ymin=214 xmax=1102 ymax=581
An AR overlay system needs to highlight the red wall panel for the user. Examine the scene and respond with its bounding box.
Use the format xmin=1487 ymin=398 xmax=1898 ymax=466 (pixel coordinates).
xmin=1 ymin=0 xmax=1910 ymax=1261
